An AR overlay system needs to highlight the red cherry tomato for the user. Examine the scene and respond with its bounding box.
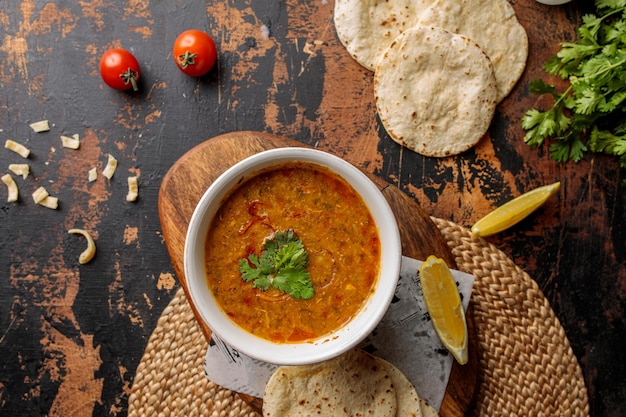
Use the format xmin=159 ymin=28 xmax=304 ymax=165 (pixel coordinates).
xmin=173 ymin=30 xmax=217 ymax=77
xmin=99 ymin=48 xmax=141 ymax=91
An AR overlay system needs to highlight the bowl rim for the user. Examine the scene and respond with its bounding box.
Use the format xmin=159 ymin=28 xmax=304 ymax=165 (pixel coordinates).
xmin=184 ymin=147 xmax=402 ymax=365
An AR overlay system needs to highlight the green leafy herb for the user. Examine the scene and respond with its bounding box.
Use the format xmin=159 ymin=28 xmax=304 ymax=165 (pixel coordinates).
xmin=522 ymin=0 xmax=626 ymax=181
xmin=238 ymin=230 xmax=314 ymax=300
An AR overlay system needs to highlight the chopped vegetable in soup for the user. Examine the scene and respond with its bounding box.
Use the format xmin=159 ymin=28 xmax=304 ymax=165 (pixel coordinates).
xmin=204 ymin=162 xmax=381 ymax=343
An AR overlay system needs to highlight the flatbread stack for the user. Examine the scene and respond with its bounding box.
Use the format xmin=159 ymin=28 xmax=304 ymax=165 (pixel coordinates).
xmin=334 ymin=0 xmax=528 ymax=157
xmin=263 ymin=348 xmax=431 ymax=417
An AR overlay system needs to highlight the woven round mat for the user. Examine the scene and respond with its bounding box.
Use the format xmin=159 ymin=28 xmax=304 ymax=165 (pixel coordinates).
xmin=127 ymin=218 xmax=589 ymax=417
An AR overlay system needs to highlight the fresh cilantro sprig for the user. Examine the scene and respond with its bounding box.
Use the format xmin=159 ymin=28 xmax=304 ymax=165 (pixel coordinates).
xmin=522 ymin=0 xmax=626 ymax=181
xmin=238 ymin=230 xmax=314 ymax=300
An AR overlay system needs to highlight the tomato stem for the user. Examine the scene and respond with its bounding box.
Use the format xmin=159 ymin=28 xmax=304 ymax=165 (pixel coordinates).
xmin=177 ymin=51 xmax=198 ymax=69
xmin=120 ymin=67 xmax=139 ymax=91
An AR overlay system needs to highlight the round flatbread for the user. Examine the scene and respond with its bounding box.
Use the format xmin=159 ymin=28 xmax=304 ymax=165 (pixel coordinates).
xmin=374 ymin=25 xmax=497 ymax=157
xmin=263 ymin=348 xmax=397 ymax=417
xmin=376 ymin=357 xmax=422 ymax=417
xmin=334 ymin=0 xmax=527 ymax=102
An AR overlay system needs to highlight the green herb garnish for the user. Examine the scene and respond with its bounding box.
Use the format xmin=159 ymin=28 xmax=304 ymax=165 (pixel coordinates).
xmin=522 ymin=0 xmax=626 ymax=181
xmin=238 ymin=230 xmax=314 ymax=300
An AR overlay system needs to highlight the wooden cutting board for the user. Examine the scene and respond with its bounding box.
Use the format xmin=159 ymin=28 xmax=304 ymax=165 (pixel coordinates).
xmin=158 ymin=131 xmax=478 ymax=416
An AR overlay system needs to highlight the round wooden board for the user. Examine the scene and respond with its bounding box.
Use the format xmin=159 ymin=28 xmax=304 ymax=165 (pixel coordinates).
xmin=157 ymin=131 xmax=478 ymax=416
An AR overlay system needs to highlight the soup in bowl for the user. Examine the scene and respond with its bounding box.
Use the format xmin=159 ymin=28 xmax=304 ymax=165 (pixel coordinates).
xmin=184 ymin=147 xmax=401 ymax=365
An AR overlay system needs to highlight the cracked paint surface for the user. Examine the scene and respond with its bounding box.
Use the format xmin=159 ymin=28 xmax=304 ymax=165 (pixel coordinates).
xmin=0 ymin=1 xmax=624 ymax=417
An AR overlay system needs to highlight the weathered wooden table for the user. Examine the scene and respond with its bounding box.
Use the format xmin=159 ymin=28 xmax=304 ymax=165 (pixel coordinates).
xmin=0 ymin=1 xmax=623 ymax=416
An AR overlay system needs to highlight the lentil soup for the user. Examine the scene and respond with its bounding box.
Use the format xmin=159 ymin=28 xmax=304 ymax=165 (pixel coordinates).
xmin=204 ymin=162 xmax=381 ymax=343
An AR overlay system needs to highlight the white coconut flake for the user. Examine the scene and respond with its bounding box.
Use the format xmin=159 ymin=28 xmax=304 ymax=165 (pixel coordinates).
xmin=68 ymin=228 xmax=97 ymax=264
xmin=102 ymin=154 xmax=117 ymax=179
xmin=126 ymin=176 xmax=138 ymax=202
xmin=29 ymin=120 xmax=50 ymax=133
xmin=261 ymin=24 xmax=270 ymax=40
xmin=5 ymin=140 xmax=30 ymax=158
xmin=38 ymin=196 xmax=59 ymax=209
xmin=32 ymin=186 xmax=49 ymax=204
xmin=2 ymin=174 xmax=18 ymax=202
xmin=61 ymin=135 xmax=80 ymax=149
xmin=8 ymin=164 xmax=29 ymax=179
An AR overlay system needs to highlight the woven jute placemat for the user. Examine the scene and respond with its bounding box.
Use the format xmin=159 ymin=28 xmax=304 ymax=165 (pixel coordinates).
xmin=127 ymin=218 xmax=589 ymax=417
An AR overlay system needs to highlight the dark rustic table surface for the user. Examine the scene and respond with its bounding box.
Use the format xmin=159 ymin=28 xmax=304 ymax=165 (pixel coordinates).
xmin=0 ymin=1 xmax=624 ymax=416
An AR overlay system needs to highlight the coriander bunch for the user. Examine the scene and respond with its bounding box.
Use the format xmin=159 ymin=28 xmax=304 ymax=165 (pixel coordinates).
xmin=522 ymin=0 xmax=626 ymax=177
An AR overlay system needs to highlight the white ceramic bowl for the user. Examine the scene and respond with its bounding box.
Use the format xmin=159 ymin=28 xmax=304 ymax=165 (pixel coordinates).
xmin=184 ymin=147 xmax=402 ymax=365
xmin=534 ymin=0 xmax=572 ymax=4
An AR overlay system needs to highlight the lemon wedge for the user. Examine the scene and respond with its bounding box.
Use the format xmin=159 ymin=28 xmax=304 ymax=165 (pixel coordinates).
xmin=419 ymin=255 xmax=468 ymax=365
xmin=471 ymin=182 xmax=561 ymax=237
